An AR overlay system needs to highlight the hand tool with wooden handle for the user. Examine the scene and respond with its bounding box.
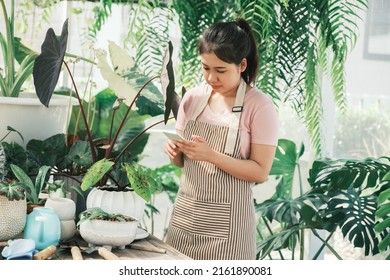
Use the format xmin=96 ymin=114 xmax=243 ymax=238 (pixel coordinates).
xmin=98 ymin=247 xmax=120 ymax=260
xmin=71 ymin=246 xmax=84 ymax=260
xmin=129 ymin=240 xmax=166 ymax=254
xmin=33 ymin=245 xmax=57 ymax=260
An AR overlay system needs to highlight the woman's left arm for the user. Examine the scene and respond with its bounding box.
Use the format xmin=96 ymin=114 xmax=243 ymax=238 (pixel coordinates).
xmin=176 ymin=137 xmax=276 ymax=183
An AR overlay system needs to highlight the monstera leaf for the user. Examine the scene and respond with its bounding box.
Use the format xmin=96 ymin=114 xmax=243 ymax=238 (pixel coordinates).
xmin=375 ymin=171 xmax=390 ymax=256
xmin=323 ymin=189 xmax=383 ymax=256
xmin=33 ymin=19 xmax=68 ymax=107
xmin=309 ymin=157 xmax=390 ymax=192
xmin=256 ymin=192 xmax=327 ymax=228
xmin=268 ymin=139 xmax=305 ymax=199
xmin=309 ymin=156 xmax=390 ymax=256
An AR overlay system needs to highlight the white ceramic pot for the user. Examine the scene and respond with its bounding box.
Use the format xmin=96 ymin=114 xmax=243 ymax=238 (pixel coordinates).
xmin=60 ymin=220 xmax=76 ymax=241
xmin=86 ymin=188 xmax=145 ymax=222
xmin=79 ymin=218 xmax=138 ymax=249
xmin=0 ymin=196 xmax=27 ymax=241
xmin=0 ymin=93 xmax=78 ymax=146
xmin=45 ymin=197 xmax=76 ymax=221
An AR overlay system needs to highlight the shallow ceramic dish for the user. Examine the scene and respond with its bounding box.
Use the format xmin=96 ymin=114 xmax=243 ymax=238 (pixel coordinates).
xmin=79 ymin=218 xmax=138 ymax=249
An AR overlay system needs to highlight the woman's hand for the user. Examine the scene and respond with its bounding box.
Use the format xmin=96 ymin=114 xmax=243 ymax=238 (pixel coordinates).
xmin=175 ymin=135 xmax=213 ymax=161
xmin=164 ymin=140 xmax=181 ymax=159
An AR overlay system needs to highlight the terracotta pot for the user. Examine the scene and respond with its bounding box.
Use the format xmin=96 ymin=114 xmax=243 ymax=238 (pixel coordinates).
xmin=26 ymin=203 xmax=44 ymax=214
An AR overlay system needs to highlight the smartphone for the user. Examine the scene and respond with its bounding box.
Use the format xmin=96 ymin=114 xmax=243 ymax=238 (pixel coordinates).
xmin=163 ymin=131 xmax=184 ymax=141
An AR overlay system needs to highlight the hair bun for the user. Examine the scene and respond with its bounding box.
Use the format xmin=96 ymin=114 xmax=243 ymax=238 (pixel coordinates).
xmin=235 ymin=18 xmax=249 ymax=31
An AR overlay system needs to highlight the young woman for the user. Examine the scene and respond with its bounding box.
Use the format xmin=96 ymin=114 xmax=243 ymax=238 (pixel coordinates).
xmin=164 ymin=18 xmax=279 ymax=260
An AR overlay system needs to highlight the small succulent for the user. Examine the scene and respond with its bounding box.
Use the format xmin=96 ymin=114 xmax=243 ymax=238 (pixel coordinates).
xmin=0 ymin=180 xmax=26 ymax=201
xmin=77 ymin=207 xmax=137 ymax=229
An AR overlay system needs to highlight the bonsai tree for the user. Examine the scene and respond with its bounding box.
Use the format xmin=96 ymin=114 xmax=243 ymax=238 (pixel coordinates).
xmin=32 ymin=19 xmax=180 ymax=203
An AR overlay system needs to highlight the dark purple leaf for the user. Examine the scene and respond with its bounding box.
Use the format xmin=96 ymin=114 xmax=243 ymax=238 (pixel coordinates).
xmin=33 ymin=19 xmax=69 ymax=107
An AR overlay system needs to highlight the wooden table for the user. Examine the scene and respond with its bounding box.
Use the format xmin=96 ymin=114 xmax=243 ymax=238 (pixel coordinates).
xmin=1 ymin=233 xmax=192 ymax=260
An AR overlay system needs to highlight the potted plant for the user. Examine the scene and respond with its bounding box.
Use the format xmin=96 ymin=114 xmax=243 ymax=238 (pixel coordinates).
xmin=9 ymin=163 xmax=51 ymax=212
xmin=77 ymin=207 xmax=138 ymax=249
xmin=374 ymin=170 xmax=390 ymax=259
xmin=32 ymin=19 xmax=179 ymax=227
xmin=0 ymin=0 xmax=36 ymax=98
xmin=0 ymin=0 xmax=80 ymax=145
xmin=255 ymin=139 xmax=390 ymax=260
xmin=0 ymin=142 xmax=27 ymax=241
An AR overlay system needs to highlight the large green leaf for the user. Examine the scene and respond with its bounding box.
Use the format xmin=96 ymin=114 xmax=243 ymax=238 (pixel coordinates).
xmin=95 ymin=41 xmax=138 ymax=105
xmin=123 ymin=163 xmax=159 ymax=203
xmin=323 ymin=189 xmax=383 ymax=256
xmin=13 ymin=164 xmax=50 ymax=204
xmin=269 ymin=139 xmax=304 ymax=199
xmin=374 ymin=171 xmax=390 ymax=254
xmin=309 ymin=156 xmax=390 ymax=256
xmin=256 ymin=192 xmax=327 ymax=228
xmin=26 ymin=133 xmax=68 ymax=171
xmin=67 ymin=140 xmax=94 ymax=167
xmin=309 ymin=157 xmax=390 ymax=192
xmin=2 ymin=141 xmax=26 ymax=173
xmin=81 ymin=158 xmax=114 ymax=191
xmin=34 ymin=165 xmax=51 ymax=199
xmin=33 ymin=19 xmax=68 ymax=107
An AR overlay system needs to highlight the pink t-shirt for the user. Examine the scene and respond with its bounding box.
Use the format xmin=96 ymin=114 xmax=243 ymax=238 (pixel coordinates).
xmin=176 ymin=84 xmax=279 ymax=159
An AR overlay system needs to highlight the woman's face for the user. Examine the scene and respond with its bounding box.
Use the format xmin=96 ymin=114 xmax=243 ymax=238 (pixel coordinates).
xmin=200 ymin=52 xmax=246 ymax=97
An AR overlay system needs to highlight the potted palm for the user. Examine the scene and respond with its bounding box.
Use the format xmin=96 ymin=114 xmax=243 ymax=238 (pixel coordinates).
xmin=0 ymin=0 xmax=78 ymax=145
xmin=32 ymin=19 xmax=180 ymax=230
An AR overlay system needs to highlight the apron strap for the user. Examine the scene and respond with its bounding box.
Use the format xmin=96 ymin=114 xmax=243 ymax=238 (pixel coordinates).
xmin=225 ymin=78 xmax=246 ymax=155
xmin=190 ymin=83 xmax=212 ymax=121
xmin=190 ymin=79 xmax=246 ymax=155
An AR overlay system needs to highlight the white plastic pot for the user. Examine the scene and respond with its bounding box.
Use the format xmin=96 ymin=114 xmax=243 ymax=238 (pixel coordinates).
xmin=0 ymin=93 xmax=78 ymax=146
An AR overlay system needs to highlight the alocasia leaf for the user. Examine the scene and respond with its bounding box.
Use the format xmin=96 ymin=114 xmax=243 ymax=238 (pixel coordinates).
xmin=160 ymin=41 xmax=180 ymax=123
xmin=123 ymin=163 xmax=155 ymax=202
xmin=81 ymin=158 xmax=114 ymax=191
xmin=95 ymin=41 xmax=138 ymax=105
xmin=33 ymin=19 xmax=68 ymax=107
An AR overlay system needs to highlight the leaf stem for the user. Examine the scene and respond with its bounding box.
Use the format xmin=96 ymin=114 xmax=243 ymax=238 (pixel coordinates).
xmin=105 ymin=75 xmax=159 ymax=159
xmin=64 ymin=61 xmax=97 ymax=162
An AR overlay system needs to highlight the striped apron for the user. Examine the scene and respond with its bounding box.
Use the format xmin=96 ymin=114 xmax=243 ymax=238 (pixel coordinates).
xmin=166 ymin=79 xmax=256 ymax=260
